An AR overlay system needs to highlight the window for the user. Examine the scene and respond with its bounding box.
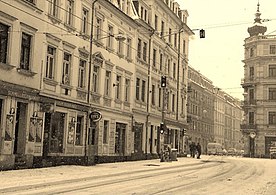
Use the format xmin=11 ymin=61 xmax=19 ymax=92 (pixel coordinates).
xmin=249 ymin=112 xmax=254 ymax=124
xmin=78 ymin=59 xmax=86 ymax=88
xmin=169 ymin=28 xmax=172 ymax=43
xmin=107 ymin=25 xmax=114 ymax=49
xmin=81 ymin=8 xmax=89 ymax=34
xmin=172 ymin=94 xmax=175 ymax=112
xmin=105 ymin=71 xmax=111 ymax=96
xmin=62 ymin=52 xmax=71 ymax=85
xmin=136 ymin=78 xmax=140 ymax=100
xmin=141 ymin=80 xmax=146 ymax=102
xmin=92 ymin=65 xmax=99 ymax=93
xmin=116 ymin=75 xmax=121 ymax=100
xmin=49 ymin=0 xmax=58 ymax=17
xmin=20 ymin=32 xmax=32 ymax=70
xmin=269 ymin=112 xmax=276 ymax=124
xmin=126 ymin=38 xmax=131 ymax=59
xmin=159 ymin=53 xmax=163 ymax=71
xmin=173 ymin=62 xmax=176 ymax=78
xmin=167 ymin=59 xmax=171 ymax=76
xmin=151 ymin=84 xmax=155 ymax=105
xmin=75 ymin=116 xmax=83 ymax=145
xmin=269 ymin=88 xmax=276 ymax=100
xmin=249 ymin=67 xmax=254 ymax=78
xmin=181 ymin=97 xmax=184 ymax=114
xmin=154 ymin=15 xmax=158 ymax=30
xmin=118 ymin=32 xmax=124 ymax=55
xmin=183 ymin=40 xmax=186 ymax=55
xmin=125 ymin=78 xmax=130 ymax=102
xmin=142 ymin=42 xmax=147 ymax=61
xmin=161 ymin=21 xmax=164 ymax=37
xmin=103 ymin=120 xmax=109 ymax=144
xmin=66 ymin=0 xmax=74 ymax=25
xmin=250 ymin=47 xmax=254 ymax=57
xmin=269 ymin=65 xmax=276 ymax=77
xmin=137 ymin=38 xmax=141 ymax=59
xmin=174 ymin=33 xmax=177 ymax=48
xmin=153 ymin=49 xmax=156 ymax=67
xmin=0 ymin=23 xmax=9 ymax=64
xmin=95 ymin=17 xmax=102 ymax=40
xmin=46 ymin=46 xmax=56 ymax=79
xmin=270 ymin=45 xmax=276 ymax=55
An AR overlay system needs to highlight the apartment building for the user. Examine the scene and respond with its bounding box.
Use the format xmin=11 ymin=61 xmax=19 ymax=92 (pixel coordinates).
xmin=241 ymin=3 xmax=276 ymax=157
xmin=0 ymin=0 xmax=193 ymax=170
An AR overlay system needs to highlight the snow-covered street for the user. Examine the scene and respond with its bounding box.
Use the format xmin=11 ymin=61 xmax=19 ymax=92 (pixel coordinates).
xmin=1 ymin=156 xmax=276 ymax=195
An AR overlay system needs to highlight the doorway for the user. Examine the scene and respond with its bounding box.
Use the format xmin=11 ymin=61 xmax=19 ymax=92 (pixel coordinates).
xmin=43 ymin=112 xmax=65 ymax=155
xmin=14 ymin=102 xmax=27 ymax=155
xmin=115 ymin=123 xmax=126 ymax=155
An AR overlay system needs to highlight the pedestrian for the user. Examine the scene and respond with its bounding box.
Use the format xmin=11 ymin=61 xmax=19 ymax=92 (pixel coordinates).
xmin=196 ymin=143 xmax=201 ymax=159
xmin=190 ymin=142 xmax=196 ymax=158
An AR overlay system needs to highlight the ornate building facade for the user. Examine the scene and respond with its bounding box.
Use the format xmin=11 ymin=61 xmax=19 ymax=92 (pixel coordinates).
xmin=241 ymin=3 xmax=276 ymax=157
xmin=0 ymin=0 xmax=193 ymax=170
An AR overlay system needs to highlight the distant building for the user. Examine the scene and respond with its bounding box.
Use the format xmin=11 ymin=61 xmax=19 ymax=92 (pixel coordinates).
xmin=187 ymin=66 xmax=243 ymax=153
xmin=241 ymin=2 xmax=276 ymax=157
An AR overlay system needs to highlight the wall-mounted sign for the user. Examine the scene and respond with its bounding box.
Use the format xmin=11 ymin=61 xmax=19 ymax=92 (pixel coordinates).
xmin=89 ymin=111 xmax=102 ymax=122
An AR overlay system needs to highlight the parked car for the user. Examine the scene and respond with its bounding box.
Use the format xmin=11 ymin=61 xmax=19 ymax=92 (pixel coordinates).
xmin=207 ymin=143 xmax=223 ymax=155
xmin=227 ymin=148 xmax=237 ymax=156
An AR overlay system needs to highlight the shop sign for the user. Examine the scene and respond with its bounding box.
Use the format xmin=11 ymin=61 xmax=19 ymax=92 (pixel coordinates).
xmin=89 ymin=111 xmax=102 ymax=122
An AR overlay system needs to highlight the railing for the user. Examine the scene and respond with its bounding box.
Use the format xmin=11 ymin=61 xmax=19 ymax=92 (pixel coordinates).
xmin=240 ymin=124 xmax=257 ymax=129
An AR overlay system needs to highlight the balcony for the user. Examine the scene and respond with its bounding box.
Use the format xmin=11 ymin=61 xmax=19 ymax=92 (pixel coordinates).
xmin=241 ymin=100 xmax=257 ymax=108
xmin=240 ymin=124 xmax=257 ymax=130
xmin=241 ymin=77 xmax=256 ymax=87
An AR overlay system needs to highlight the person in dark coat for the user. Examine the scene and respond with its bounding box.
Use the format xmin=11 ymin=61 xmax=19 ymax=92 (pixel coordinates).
xmin=196 ymin=143 xmax=202 ymax=159
xmin=190 ymin=142 xmax=196 ymax=158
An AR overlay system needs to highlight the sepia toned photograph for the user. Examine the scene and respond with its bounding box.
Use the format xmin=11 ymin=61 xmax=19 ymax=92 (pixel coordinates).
xmin=0 ymin=0 xmax=276 ymax=194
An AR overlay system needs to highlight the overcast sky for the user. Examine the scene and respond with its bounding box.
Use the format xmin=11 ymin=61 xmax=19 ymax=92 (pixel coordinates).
xmin=177 ymin=0 xmax=276 ymax=100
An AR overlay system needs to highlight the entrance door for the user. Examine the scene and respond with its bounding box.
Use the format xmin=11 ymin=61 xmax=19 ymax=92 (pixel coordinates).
xmin=43 ymin=112 xmax=65 ymax=155
xmin=115 ymin=123 xmax=126 ymax=155
xmin=134 ymin=123 xmax=143 ymax=153
xmin=14 ymin=102 xmax=27 ymax=154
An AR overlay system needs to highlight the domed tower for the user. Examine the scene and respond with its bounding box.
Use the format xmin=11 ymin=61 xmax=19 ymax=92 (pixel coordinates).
xmin=247 ymin=1 xmax=267 ymax=36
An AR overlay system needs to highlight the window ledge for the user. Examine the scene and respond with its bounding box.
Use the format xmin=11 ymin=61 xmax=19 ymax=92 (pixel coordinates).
xmin=124 ymin=101 xmax=130 ymax=106
xmin=115 ymin=99 xmax=122 ymax=104
xmin=48 ymin=14 xmax=62 ymax=24
xmin=126 ymin=57 xmax=133 ymax=63
xmin=43 ymin=77 xmax=58 ymax=86
xmin=117 ymin=53 xmax=124 ymax=59
xmin=79 ymin=32 xmax=90 ymax=40
xmin=16 ymin=0 xmax=43 ymax=14
xmin=60 ymin=83 xmax=73 ymax=89
xmin=0 ymin=63 xmax=15 ymax=70
xmin=17 ymin=68 xmax=37 ymax=77
xmin=64 ymin=23 xmax=76 ymax=32
xmin=76 ymin=87 xmax=87 ymax=93
xmin=103 ymin=95 xmax=112 ymax=100
xmin=106 ymin=47 xmax=115 ymax=53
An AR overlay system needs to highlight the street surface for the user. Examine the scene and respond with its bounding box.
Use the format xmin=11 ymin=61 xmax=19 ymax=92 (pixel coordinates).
xmin=0 ymin=155 xmax=276 ymax=195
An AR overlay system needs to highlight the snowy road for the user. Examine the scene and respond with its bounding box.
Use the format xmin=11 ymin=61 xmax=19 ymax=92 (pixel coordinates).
xmin=0 ymin=156 xmax=276 ymax=195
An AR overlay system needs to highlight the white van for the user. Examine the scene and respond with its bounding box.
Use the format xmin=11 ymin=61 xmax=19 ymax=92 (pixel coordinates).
xmin=207 ymin=143 xmax=223 ymax=155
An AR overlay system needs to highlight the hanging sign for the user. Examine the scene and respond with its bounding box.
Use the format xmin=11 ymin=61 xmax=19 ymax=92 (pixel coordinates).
xmin=89 ymin=111 xmax=102 ymax=122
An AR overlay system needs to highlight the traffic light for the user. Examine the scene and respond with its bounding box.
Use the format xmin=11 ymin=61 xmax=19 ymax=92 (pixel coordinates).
xmin=160 ymin=122 xmax=164 ymax=134
xmin=182 ymin=129 xmax=187 ymax=136
xmin=161 ymin=76 xmax=166 ymax=87
xmin=199 ymin=29 xmax=205 ymax=38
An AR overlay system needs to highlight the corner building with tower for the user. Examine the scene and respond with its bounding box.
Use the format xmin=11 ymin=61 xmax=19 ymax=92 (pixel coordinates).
xmin=241 ymin=3 xmax=276 ymax=157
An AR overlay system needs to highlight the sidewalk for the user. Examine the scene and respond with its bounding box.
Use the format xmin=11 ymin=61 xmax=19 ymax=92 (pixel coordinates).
xmin=0 ymin=156 xmax=203 ymax=189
